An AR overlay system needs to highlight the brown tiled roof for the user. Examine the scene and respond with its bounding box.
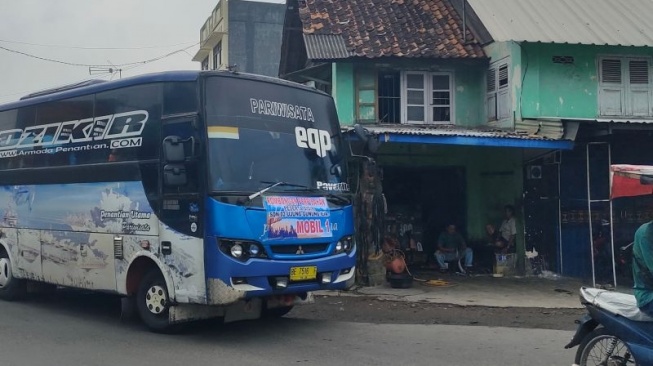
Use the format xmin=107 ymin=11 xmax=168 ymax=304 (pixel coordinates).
xmin=299 ymin=0 xmax=486 ymax=59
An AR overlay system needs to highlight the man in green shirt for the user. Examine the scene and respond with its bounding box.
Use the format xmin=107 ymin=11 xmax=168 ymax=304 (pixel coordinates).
xmin=435 ymin=224 xmax=473 ymax=273
xmin=632 ymin=221 xmax=653 ymax=316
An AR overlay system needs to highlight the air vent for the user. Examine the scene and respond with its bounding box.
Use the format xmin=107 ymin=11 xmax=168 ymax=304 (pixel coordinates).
xmin=114 ymin=236 xmax=124 ymax=259
xmin=552 ymin=56 xmax=575 ymax=64
xmin=630 ymin=60 xmax=649 ymax=84
xmin=487 ymin=68 xmax=496 ymax=92
xmin=601 ymin=59 xmax=622 ymax=83
xmin=498 ymin=65 xmax=509 ymax=87
xmin=528 ymin=165 xmax=542 ymax=180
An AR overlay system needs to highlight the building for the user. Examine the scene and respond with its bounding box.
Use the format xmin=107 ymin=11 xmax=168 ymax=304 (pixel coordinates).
xmin=192 ymin=0 xmax=285 ymax=77
xmin=279 ymin=0 xmax=576 ymax=277
xmin=464 ymin=0 xmax=653 ymax=286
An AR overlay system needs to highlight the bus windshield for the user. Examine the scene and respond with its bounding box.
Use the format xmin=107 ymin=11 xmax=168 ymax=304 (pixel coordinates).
xmin=205 ymin=76 xmax=348 ymax=194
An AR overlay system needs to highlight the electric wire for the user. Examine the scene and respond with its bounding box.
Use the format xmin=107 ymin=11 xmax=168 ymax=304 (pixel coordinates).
xmin=0 ymin=38 xmax=196 ymax=50
xmin=0 ymin=42 xmax=199 ymax=68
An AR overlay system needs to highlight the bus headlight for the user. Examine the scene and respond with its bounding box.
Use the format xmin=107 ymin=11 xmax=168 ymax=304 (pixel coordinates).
xmin=249 ymin=244 xmax=260 ymax=256
xmin=335 ymin=236 xmax=355 ymax=254
xmin=219 ymin=239 xmax=267 ymax=261
xmin=231 ymin=244 xmax=243 ymax=258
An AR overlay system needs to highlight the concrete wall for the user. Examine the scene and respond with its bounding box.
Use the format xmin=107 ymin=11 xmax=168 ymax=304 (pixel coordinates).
xmin=228 ymin=0 xmax=285 ymax=77
xmin=486 ymin=42 xmax=653 ymax=121
xmin=332 ymin=63 xmax=355 ymax=125
xmin=521 ymin=43 xmax=653 ymax=120
xmin=331 ymin=60 xmax=487 ymax=127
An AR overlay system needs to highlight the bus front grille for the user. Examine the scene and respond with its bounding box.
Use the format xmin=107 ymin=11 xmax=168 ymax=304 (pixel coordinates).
xmin=269 ymin=243 xmax=329 ymax=255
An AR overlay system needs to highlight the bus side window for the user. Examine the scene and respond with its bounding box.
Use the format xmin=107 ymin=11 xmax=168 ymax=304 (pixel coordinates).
xmin=0 ymin=109 xmax=19 ymax=170
xmin=36 ymin=96 xmax=93 ymax=167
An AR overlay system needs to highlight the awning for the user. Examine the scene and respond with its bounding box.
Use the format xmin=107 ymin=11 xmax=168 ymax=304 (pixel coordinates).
xmin=611 ymin=165 xmax=653 ymax=199
xmin=346 ymin=125 xmax=575 ymax=150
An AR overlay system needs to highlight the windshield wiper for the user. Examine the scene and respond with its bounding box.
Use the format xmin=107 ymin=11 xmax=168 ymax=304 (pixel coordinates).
xmin=252 ymin=181 xmax=351 ymax=205
xmin=247 ymin=181 xmax=288 ymax=201
xmin=281 ymin=185 xmax=351 ymax=205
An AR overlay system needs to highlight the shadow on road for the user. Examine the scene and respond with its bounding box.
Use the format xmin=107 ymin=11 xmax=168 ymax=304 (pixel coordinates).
xmin=19 ymin=289 xmax=323 ymax=339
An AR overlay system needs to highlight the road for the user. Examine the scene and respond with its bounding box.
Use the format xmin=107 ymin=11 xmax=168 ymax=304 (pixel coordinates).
xmin=0 ymin=292 xmax=577 ymax=366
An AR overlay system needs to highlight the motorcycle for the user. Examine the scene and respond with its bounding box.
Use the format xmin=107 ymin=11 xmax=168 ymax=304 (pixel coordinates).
xmin=565 ymin=287 xmax=653 ymax=365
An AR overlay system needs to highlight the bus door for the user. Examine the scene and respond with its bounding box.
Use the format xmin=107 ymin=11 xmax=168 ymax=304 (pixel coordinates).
xmin=158 ymin=116 xmax=206 ymax=290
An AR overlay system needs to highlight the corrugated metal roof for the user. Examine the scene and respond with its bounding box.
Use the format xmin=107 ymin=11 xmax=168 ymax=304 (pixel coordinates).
xmin=303 ymin=34 xmax=353 ymax=60
xmin=466 ymin=0 xmax=653 ymax=47
xmin=515 ymin=120 xmax=564 ymax=140
xmin=347 ymin=124 xmax=566 ymax=141
xmin=596 ymin=118 xmax=653 ymax=124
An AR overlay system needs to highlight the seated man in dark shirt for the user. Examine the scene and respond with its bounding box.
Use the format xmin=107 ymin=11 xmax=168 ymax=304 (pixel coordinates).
xmin=435 ymin=224 xmax=473 ymax=273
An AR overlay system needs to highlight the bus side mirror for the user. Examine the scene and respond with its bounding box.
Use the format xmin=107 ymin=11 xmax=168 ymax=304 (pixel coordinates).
xmin=353 ymin=124 xmax=379 ymax=154
xmin=330 ymin=163 xmax=343 ymax=178
xmin=163 ymin=164 xmax=188 ymax=186
xmin=163 ymin=135 xmax=192 ymax=163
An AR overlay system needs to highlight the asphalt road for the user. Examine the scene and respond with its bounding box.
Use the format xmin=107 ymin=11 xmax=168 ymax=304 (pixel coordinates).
xmin=0 ymin=292 xmax=577 ymax=366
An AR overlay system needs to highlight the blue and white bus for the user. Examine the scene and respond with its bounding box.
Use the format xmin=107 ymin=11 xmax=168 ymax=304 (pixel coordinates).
xmin=0 ymin=71 xmax=356 ymax=331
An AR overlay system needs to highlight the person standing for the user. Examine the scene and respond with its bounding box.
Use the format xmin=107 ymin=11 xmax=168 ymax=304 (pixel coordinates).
xmin=499 ymin=205 xmax=517 ymax=253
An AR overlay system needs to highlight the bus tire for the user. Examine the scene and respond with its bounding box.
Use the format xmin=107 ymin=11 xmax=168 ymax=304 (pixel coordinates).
xmin=0 ymin=248 xmax=26 ymax=301
xmin=136 ymin=269 xmax=173 ymax=333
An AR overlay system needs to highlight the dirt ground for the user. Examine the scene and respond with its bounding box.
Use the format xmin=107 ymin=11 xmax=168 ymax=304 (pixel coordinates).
xmin=289 ymin=295 xmax=586 ymax=331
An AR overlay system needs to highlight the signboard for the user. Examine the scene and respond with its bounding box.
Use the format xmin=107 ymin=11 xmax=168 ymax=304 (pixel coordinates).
xmin=263 ymin=196 xmax=332 ymax=239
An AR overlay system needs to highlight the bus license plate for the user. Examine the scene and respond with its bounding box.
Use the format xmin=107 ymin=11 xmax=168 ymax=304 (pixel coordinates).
xmin=290 ymin=266 xmax=317 ymax=281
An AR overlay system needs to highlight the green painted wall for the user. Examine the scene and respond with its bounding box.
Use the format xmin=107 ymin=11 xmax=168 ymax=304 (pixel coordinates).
xmin=484 ymin=41 xmax=523 ymax=128
xmin=330 ymin=60 xmax=487 ymax=127
xmin=377 ymin=144 xmax=524 ymax=247
xmin=512 ymin=43 xmax=653 ymax=119
xmin=332 ymin=62 xmax=355 ymax=125
xmin=452 ymin=63 xmax=485 ymax=127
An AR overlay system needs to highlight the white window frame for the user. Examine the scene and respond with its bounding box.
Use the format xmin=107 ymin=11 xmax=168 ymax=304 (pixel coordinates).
xmin=400 ymin=71 xmax=454 ymax=124
xmin=598 ymin=55 xmax=652 ymax=117
xmin=487 ymin=58 xmax=511 ymax=122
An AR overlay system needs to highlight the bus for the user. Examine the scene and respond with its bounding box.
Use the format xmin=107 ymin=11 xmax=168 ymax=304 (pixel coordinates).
xmin=0 ymin=70 xmax=356 ymax=332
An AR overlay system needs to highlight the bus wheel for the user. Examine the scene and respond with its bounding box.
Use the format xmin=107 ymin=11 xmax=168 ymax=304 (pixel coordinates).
xmin=0 ymin=249 xmax=26 ymax=301
xmin=136 ymin=270 xmax=172 ymax=332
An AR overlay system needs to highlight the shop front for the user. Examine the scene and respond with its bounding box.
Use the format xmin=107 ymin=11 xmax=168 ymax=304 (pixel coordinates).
xmin=549 ymin=125 xmax=653 ymax=288
xmin=351 ymin=126 xmax=574 ymax=277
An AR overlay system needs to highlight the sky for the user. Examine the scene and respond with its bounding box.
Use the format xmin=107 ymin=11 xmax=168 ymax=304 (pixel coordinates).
xmin=0 ymin=0 xmax=286 ymax=104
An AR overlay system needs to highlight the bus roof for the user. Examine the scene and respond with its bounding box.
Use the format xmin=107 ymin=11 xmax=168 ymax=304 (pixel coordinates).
xmin=0 ymin=70 xmax=328 ymax=112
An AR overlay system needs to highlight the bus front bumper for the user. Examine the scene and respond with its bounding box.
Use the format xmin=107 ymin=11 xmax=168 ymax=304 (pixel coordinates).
xmin=205 ymin=251 xmax=356 ymax=306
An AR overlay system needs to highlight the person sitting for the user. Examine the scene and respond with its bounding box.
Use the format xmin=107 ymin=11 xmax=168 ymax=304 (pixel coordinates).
xmin=434 ymin=224 xmax=473 ymax=273
xmin=632 ymin=221 xmax=653 ymax=317
xmin=486 ymin=224 xmax=509 ymax=253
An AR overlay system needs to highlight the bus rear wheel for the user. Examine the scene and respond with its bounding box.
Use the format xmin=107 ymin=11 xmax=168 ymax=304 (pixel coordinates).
xmin=0 ymin=248 xmax=26 ymax=301
xmin=136 ymin=269 xmax=173 ymax=332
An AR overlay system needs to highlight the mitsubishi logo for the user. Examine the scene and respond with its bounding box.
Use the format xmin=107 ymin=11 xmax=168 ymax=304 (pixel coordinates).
xmin=296 ymin=246 xmax=305 ymax=255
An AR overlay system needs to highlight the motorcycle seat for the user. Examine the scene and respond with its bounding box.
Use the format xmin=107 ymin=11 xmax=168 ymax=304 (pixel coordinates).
xmin=581 ymin=287 xmax=653 ymax=322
